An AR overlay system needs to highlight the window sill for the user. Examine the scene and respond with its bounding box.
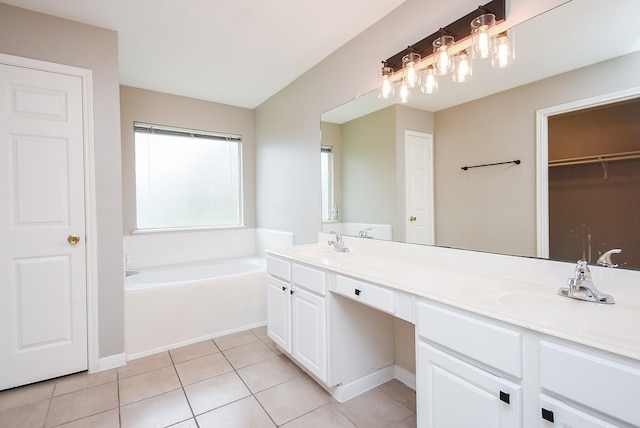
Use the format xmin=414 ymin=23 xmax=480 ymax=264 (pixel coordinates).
xmin=132 ymin=225 xmax=248 ymax=235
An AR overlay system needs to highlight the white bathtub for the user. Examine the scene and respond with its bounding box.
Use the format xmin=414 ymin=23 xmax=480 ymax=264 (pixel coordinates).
xmin=126 ymin=257 xmax=266 ymax=289
xmin=124 ymin=257 xmax=267 ymax=358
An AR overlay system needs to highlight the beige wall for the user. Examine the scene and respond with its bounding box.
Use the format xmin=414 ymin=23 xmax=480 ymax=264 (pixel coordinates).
xmin=342 ymin=106 xmax=396 ymax=227
xmin=120 ymin=86 xmax=256 ymax=234
xmin=433 ymin=52 xmax=640 ymax=257
xmin=0 ymin=4 xmax=124 ymax=358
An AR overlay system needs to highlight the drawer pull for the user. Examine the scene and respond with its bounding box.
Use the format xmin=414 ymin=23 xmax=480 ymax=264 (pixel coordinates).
xmin=290 ymin=289 xmax=294 ymax=295
xmin=282 ymin=286 xmax=286 ymax=291
xmin=355 ymin=289 xmax=361 ymax=296
xmin=541 ymin=408 xmax=554 ymax=423
xmin=499 ymin=391 xmax=510 ymax=404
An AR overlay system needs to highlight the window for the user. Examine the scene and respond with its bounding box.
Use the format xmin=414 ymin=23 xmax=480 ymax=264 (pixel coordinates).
xmin=134 ymin=123 xmax=242 ymax=230
xmin=321 ymin=146 xmax=335 ymax=221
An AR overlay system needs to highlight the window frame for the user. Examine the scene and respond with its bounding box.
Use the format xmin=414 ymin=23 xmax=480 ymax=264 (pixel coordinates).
xmin=321 ymin=145 xmax=336 ymax=222
xmin=133 ymin=122 xmax=244 ymax=232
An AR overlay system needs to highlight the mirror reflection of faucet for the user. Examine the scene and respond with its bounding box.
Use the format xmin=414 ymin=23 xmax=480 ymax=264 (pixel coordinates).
xmin=597 ymin=248 xmax=622 ymax=268
xmin=358 ymin=228 xmax=373 ymax=239
xmin=558 ymin=260 xmax=614 ymax=304
xmin=328 ymin=231 xmax=349 ymax=253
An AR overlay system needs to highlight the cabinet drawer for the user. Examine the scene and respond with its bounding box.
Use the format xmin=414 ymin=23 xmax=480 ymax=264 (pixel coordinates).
xmin=267 ymin=255 xmax=290 ymax=281
xmin=540 ymin=341 xmax=640 ymax=426
xmin=539 ymin=394 xmax=618 ymax=427
xmin=417 ymin=301 xmax=522 ymax=378
xmin=292 ymin=263 xmax=326 ymax=295
xmin=335 ymin=275 xmax=395 ymax=314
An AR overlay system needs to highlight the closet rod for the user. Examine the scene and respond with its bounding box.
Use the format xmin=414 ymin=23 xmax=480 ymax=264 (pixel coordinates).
xmin=549 ymin=150 xmax=640 ymax=167
xmin=461 ymin=159 xmax=520 ymax=171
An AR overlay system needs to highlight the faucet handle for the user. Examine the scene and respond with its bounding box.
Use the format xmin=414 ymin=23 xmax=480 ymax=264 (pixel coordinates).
xmin=574 ymin=259 xmax=591 ymax=281
xmin=597 ymin=248 xmax=622 ymax=268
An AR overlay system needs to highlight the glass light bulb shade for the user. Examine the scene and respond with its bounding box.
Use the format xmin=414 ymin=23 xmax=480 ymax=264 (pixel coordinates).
xmin=471 ymin=13 xmax=496 ymax=59
xmin=402 ymin=52 xmax=421 ymax=88
xmin=398 ymin=81 xmax=410 ymax=104
xmin=452 ymin=50 xmax=472 ymax=83
xmin=377 ymin=65 xmax=395 ymax=99
xmin=433 ymin=35 xmax=454 ymax=76
xmin=491 ymin=29 xmax=515 ymax=68
xmin=420 ymin=67 xmax=438 ymax=94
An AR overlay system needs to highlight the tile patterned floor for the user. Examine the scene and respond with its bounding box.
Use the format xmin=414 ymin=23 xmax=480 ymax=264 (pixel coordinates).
xmin=0 ymin=327 xmax=416 ymax=427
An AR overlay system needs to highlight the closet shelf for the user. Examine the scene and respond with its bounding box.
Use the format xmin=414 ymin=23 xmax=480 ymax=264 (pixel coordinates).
xmin=549 ymin=150 xmax=640 ymax=167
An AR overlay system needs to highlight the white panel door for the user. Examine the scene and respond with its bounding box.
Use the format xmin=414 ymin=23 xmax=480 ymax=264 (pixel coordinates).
xmin=0 ymin=63 xmax=87 ymax=390
xmin=405 ymin=131 xmax=434 ymax=245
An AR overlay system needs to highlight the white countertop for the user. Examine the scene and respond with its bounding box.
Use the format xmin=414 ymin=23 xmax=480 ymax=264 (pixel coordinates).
xmin=267 ymin=242 xmax=640 ymax=362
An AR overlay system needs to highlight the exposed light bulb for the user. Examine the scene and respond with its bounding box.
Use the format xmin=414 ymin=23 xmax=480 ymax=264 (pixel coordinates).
xmin=492 ymin=30 xmax=514 ymax=68
xmin=402 ymin=51 xmax=421 ymax=88
xmin=381 ymin=76 xmax=393 ymax=98
xmin=399 ymin=81 xmax=410 ymax=104
xmin=452 ymin=51 xmax=472 ymax=82
xmin=406 ymin=62 xmax=417 ymax=87
xmin=471 ymin=13 xmax=496 ymax=59
xmin=477 ymin=27 xmax=490 ymax=57
xmin=437 ymin=48 xmax=450 ymax=73
xmin=377 ymin=62 xmax=395 ymax=99
xmin=433 ymin=35 xmax=454 ymax=76
xmin=420 ymin=67 xmax=438 ymax=94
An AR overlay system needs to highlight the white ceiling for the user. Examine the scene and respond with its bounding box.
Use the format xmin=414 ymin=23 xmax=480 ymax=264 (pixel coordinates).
xmin=1 ymin=0 xmax=406 ymax=109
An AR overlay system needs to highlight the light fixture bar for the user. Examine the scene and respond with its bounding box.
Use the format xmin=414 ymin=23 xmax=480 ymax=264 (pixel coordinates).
xmin=383 ymin=0 xmax=506 ymax=73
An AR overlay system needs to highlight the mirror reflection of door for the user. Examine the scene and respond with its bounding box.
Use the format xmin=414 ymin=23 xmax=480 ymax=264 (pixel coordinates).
xmin=548 ymin=97 xmax=640 ymax=269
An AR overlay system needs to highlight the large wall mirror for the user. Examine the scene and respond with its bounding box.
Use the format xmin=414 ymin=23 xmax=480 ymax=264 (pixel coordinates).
xmin=320 ymin=0 xmax=640 ymax=269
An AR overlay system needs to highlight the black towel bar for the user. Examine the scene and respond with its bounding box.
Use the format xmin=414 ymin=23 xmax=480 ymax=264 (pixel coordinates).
xmin=461 ymin=159 xmax=521 ymax=171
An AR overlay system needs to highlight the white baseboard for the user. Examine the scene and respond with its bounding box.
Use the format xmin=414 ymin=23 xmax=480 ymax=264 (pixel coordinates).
xmin=92 ymin=352 xmax=127 ymax=372
xmin=394 ymin=365 xmax=416 ymax=390
xmin=330 ymin=366 xmax=395 ymax=403
xmin=125 ymin=321 xmax=267 ymax=361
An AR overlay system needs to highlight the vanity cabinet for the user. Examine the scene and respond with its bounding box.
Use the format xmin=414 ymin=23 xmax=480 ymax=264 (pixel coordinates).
xmin=416 ymin=301 xmax=523 ymax=428
xmin=266 ymin=256 xmax=328 ymax=382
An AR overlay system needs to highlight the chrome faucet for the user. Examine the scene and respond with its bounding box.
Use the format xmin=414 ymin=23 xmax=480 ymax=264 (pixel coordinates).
xmin=358 ymin=228 xmax=373 ymax=239
xmin=597 ymin=248 xmax=622 ymax=268
xmin=328 ymin=231 xmax=349 ymax=253
xmin=558 ymin=260 xmax=614 ymax=304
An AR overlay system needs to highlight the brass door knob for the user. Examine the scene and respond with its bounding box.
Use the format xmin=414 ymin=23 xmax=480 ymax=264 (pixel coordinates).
xmin=409 ymin=216 xmax=417 ymax=222
xmin=67 ymin=235 xmax=80 ymax=245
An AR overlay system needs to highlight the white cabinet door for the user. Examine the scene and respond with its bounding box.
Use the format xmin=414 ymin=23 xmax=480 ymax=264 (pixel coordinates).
xmin=417 ymin=342 xmax=522 ymax=428
xmin=266 ymin=275 xmax=291 ymax=353
xmin=291 ymin=285 xmax=327 ymax=382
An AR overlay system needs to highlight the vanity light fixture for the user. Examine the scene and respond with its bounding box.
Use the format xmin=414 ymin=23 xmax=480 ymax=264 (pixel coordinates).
xmin=376 ymin=0 xmax=509 ymax=101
